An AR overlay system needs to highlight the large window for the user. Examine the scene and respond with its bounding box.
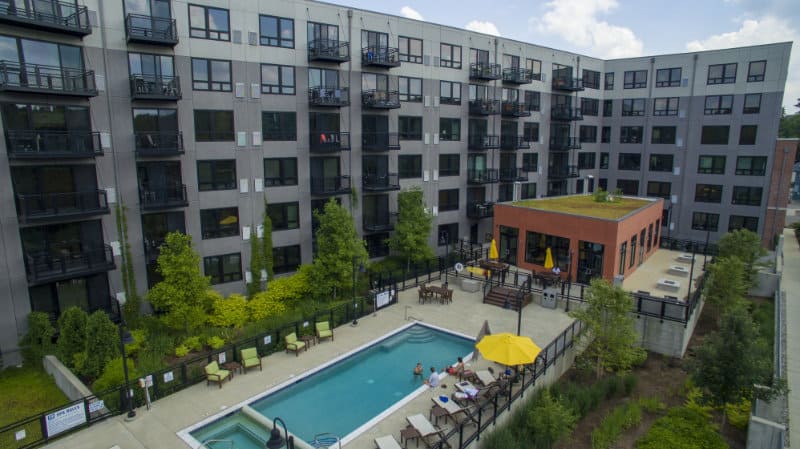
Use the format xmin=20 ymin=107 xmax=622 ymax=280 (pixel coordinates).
xmin=620 ymin=126 xmax=643 ymax=144
xmin=604 ymin=72 xmax=614 ymax=90
xmin=189 ymin=4 xmax=229 ymax=41
xmin=647 ymin=181 xmax=671 ymax=199
xmin=399 ymin=76 xmax=422 ymax=102
xmin=582 ymin=70 xmax=600 ymax=89
xmin=747 ymin=60 xmax=766 ymax=82
xmin=649 ymin=154 xmax=674 ymax=172
xmin=525 ymin=231 xmax=570 ymax=268
xmin=524 ymin=91 xmax=541 ymax=112
xmin=698 ymin=155 xmax=726 ymax=174
xmin=655 ymin=67 xmax=681 ymax=87
xmin=440 ymin=43 xmax=462 ymax=69
xmin=262 ymin=112 xmax=296 ymax=140
xmin=261 ymin=64 xmax=295 ymax=94
xmin=521 ymin=183 xmax=537 ymax=199
xmin=732 ymin=186 xmax=762 ymax=206
xmin=692 ymin=212 xmax=719 ymax=231
xmin=600 ymin=152 xmax=609 ymax=169
xmin=191 ymin=58 xmax=231 ymax=91
xmin=268 ymin=202 xmax=299 ymax=231
xmin=581 ymin=98 xmax=599 ymax=116
xmin=264 ymin=158 xmax=297 ymax=186
xmin=616 ymin=179 xmax=639 ymax=195
xmin=439 ymin=154 xmax=460 ymax=176
xmin=651 ymin=126 xmax=676 ymax=144
xmin=701 ymin=126 xmax=730 ymax=145
xmin=601 ymin=127 xmax=611 ymax=143
xmin=739 ymin=125 xmax=757 ymax=145
xmin=704 ymin=95 xmax=733 ymax=115
xmin=201 ymin=207 xmax=239 ymax=239
xmin=729 ymin=216 xmax=758 ymax=233
xmin=440 ymin=118 xmax=461 ymax=141
xmin=274 ymin=245 xmax=301 ymax=274
xmin=527 ymin=59 xmax=542 ymax=79
xmin=578 ymin=152 xmax=596 ymax=169
xmin=440 ymin=81 xmax=461 ymax=105
xmin=204 ymin=253 xmax=242 ymax=285
xmin=129 ymin=52 xmax=174 ymax=80
xmin=524 ymin=122 xmax=540 ymax=143
xmin=603 ymin=99 xmax=613 ymax=117
xmin=438 ymin=223 xmax=458 ymax=246
xmin=618 ymin=242 xmax=627 ymax=275
xmin=707 ymin=63 xmax=737 ymax=84
xmin=743 ymin=94 xmax=762 ymax=114
xmin=259 ymin=15 xmax=294 ymax=47
xmin=198 ymin=160 xmax=236 ymax=191
xmin=439 ymin=189 xmax=459 ymax=211
xmin=623 ymin=70 xmax=647 ymax=89
xmin=399 ymin=155 xmax=422 ymax=178
xmin=399 ymin=36 xmax=422 ymax=63
xmin=194 ymin=110 xmax=233 ymax=141
xmin=695 ymin=184 xmax=723 ymax=203
xmin=653 ymin=97 xmax=679 ymax=116
xmin=622 ymin=98 xmax=646 ymax=116
xmin=523 ymin=153 xmax=538 ymax=172
xmin=735 ymin=156 xmax=767 ymax=176
xmin=579 ymin=125 xmax=597 ymax=143
xmin=399 ymin=116 xmax=422 ymax=140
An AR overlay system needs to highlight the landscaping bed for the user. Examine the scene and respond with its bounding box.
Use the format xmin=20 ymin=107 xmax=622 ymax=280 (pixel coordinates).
xmin=0 ymin=366 xmax=68 ymax=427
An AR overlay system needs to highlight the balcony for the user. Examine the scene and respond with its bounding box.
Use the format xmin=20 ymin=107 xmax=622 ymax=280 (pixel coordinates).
xmin=0 ymin=62 xmax=97 ymax=96
xmin=499 ymin=168 xmax=527 ymax=182
xmin=363 ymin=213 xmax=396 ymax=232
xmin=308 ymin=39 xmax=350 ymax=63
xmin=548 ymin=165 xmax=579 ymax=179
xmin=361 ymin=46 xmax=401 ymax=68
xmin=501 ymin=102 xmax=531 ymax=117
xmin=0 ymin=0 xmax=91 ymax=37
xmin=500 ymin=135 xmax=531 ymax=151
xmin=5 ymin=130 xmax=102 ymax=159
xmin=311 ymin=176 xmax=351 ymax=196
xmin=308 ymin=87 xmax=350 ymax=107
xmin=144 ymin=238 xmax=164 ymax=262
xmin=551 ymin=105 xmax=583 ymax=121
xmin=549 ymin=136 xmax=582 ymax=151
xmin=502 ymin=68 xmax=533 ymax=85
xmin=361 ymin=90 xmax=401 ymax=109
xmin=139 ymin=184 xmax=188 ymax=210
xmin=552 ymin=77 xmax=584 ymax=91
xmin=362 ymin=132 xmax=400 ymax=151
xmin=362 ymin=173 xmax=400 ymax=191
xmin=469 ymin=99 xmax=501 ymax=115
xmin=25 ymin=243 xmax=115 ymax=286
xmin=309 ymin=131 xmax=350 ymax=153
xmin=135 ymin=132 xmax=184 ymax=157
xmin=130 ymin=75 xmax=181 ymax=100
xmin=467 ymin=169 xmax=499 ymax=184
xmin=16 ymin=190 xmax=109 ymax=224
xmin=469 ymin=63 xmax=502 ymax=81
xmin=468 ymin=134 xmax=500 ymax=151
xmin=125 ymin=14 xmax=178 ymax=45
xmin=467 ymin=202 xmax=495 ymax=219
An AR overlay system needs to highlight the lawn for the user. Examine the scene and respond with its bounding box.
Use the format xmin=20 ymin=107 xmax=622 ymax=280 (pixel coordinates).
xmin=0 ymin=366 xmax=69 ymax=427
xmin=512 ymin=195 xmax=653 ymax=220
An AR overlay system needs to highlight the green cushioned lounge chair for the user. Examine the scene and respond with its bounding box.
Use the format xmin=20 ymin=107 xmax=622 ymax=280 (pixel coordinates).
xmin=285 ymin=332 xmax=306 ymax=356
xmin=204 ymin=361 xmax=231 ymax=388
xmin=240 ymin=347 xmax=262 ymax=373
xmin=316 ymin=321 xmax=334 ymax=342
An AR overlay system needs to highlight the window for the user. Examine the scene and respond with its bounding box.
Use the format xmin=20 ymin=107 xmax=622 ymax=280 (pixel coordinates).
xmin=604 ymin=72 xmax=614 ymax=90
xmin=735 ymin=156 xmax=767 ymax=176
xmin=707 ymin=63 xmax=737 ymax=84
xmin=629 ymin=235 xmax=637 ymax=268
xmin=653 ymin=97 xmax=679 ymax=116
xmin=599 ymin=178 xmax=608 ymax=190
xmin=189 ymin=4 xmax=229 ymax=40
xmin=620 ymin=126 xmax=643 ymax=144
xmin=526 ymin=59 xmax=542 ymax=79
xmin=601 ymin=127 xmax=611 ymax=143
xmin=695 ymin=184 xmax=723 ymax=203
xmin=261 ymin=64 xmax=295 ymax=94
xmin=522 ymin=153 xmax=538 ymax=172
xmin=739 ymin=125 xmax=757 ymax=145
xmin=440 ymin=118 xmax=460 ymax=141
xmin=273 ymin=245 xmax=301 ymax=274
xmin=399 ymin=155 xmax=422 ymax=178
xmin=578 ymin=152 xmax=596 ymax=169
xmin=264 ymin=158 xmax=297 ymax=186
xmin=129 ymin=52 xmax=174 ymax=80
xmin=599 ymin=152 xmax=609 ymax=169
xmin=747 ymin=60 xmax=766 ymax=82
xmin=729 ymin=216 xmax=758 ymax=233
xmin=616 ymin=179 xmax=639 ymax=195
xmin=440 ymin=81 xmax=461 ymax=105
xmin=524 ymin=91 xmax=541 ymax=112
xmin=259 ymin=15 xmax=294 ymax=47
xmin=191 ymin=58 xmax=231 ymax=91
xmin=701 ymin=126 xmax=730 ymax=145
xmin=692 ymin=212 xmax=719 ymax=231
xmin=204 ymin=253 xmax=242 ymax=284
xmin=439 ymin=154 xmax=460 ymax=176
xmin=618 ymin=242 xmax=627 ymax=275
xmin=194 ymin=110 xmax=233 ymax=141
xmin=439 ymin=189 xmax=459 ymax=211
xmin=521 ymin=183 xmax=537 ymax=199
xmin=399 ymin=116 xmax=422 ymax=140
xmin=498 ymin=184 xmax=514 ymax=202
xmin=618 ymin=153 xmax=642 ymax=170
xmin=698 ymin=155 xmax=726 ymax=174
xmin=579 ymin=125 xmax=597 ymax=143
xmin=262 ymin=112 xmax=296 ymax=140
xmin=603 ymin=99 xmax=613 ymax=117
xmin=743 ymin=94 xmax=762 ymax=114
xmin=732 ymin=186 xmax=763 ymax=206
xmin=525 ymin=231 xmax=570 ymax=267
xmin=647 ymin=181 xmax=671 ymax=199
xmin=622 ymin=98 xmax=646 ymax=116
xmin=198 ymin=160 xmax=236 ymax=191
xmin=268 ymin=202 xmax=299 ymax=231
xmin=524 ymin=122 xmax=540 ymax=143
xmin=583 ymin=70 xmax=600 ymax=89
xmin=649 ymin=154 xmax=674 ymax=172
xmin=399 ymin=76 xmax=422 ymax=102
xmin=201 ymin=207 xmax=239 ymax=239
xmin=399 ymin=36 xmax=422 ymax=63
xmin=704 ymin=95 xmax=733 ymax=115
xmin=581 ymin=98 xmax=599 ymax=116
xmin=655 ymin=67 xmax=681 ymax=87
xmin=623 ymin=70 xmax=647 ymax=88
xmin=651 ymin=126 xmax=676 ymax=144
xmin=438 ymin=223 xmax=458 ymax=246
xmin=440 ymin=43 xmax=462 ymax=69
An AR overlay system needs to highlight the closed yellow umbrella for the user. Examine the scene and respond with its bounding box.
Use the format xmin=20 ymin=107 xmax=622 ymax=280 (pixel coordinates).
xmin=476 ymin=333 xmax=542 ymax=366
xmin=489 ymin=239 xmax=499 ymax=260
xmin=543 ymin=247 xmax=554 ymax=270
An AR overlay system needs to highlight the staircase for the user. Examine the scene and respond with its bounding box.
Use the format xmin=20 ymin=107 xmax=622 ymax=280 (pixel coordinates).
xmin=483 ymin=286 xmax=531 ymax=311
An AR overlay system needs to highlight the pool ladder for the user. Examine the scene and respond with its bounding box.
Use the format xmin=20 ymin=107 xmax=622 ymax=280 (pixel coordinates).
xmin=313 ymin=433 xmax=341 ymax=449
xmin=198 ymin=440 xmax=234 ymax=449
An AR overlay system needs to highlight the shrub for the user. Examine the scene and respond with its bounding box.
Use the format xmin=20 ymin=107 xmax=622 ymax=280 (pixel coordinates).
xmin=479 ymin=427 xmax=521 ymax=449
xmin=592 ymin=401 xmax=642 ymax=449
xmin=725 ymin=398 xmax=751 ymax=430
xmin=206 ymin=336 xmax=226 ymax=350
xmin=182 ymin=336 xmax=203 ymax=352
xmin=20 ymin=312 xmax=56 ymax=367
xmin=92 ymin=357 xmax=140 ymax=410
xmin=623 ymin=372 xmax=638 ymax=395
xmin=208 ymin=293 xmax=249 ymax=328
xmin=174 ymin=345 xmax=189 ymax=357
xmin=248 ymin=289 xmax=289 ymax=321
xmin=684 ymin=383 xmax=713 ymax=419
xmin=638 ymin=397 xmax=667 ymax=414
xmin=80 ymin=311 xmax=120 ymax=380
xmin=527 ymin=390 xmax=577 ymax=449
xmin=124 ymin=329 xmax=148 ymax=358
xmin=57 ymin=307 xmax=88 ymax=368
xmin=636 ymin=407 xmax=727 ymax=449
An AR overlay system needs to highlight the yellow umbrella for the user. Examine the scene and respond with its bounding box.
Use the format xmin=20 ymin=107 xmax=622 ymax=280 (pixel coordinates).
xmin=476 ymin=333 xmax=542 ymax=366
xmin=489 ymin=239 xmax=499 ymax=260
xmin=543 ymin=247 xmax=554 ymax=270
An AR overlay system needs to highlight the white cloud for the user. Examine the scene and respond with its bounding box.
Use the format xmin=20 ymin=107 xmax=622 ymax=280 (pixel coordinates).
xmin=400 ymin=6 xmax=424 ymax=21
xmin=534 ymin=0 xmax=643 ymax=58
xmin=465 ymin=20 xmax=501 ymax=37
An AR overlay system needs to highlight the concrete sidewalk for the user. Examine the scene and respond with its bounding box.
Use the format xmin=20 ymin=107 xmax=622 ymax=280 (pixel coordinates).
xmin=784 ymin=229 xmax=800 ymax=447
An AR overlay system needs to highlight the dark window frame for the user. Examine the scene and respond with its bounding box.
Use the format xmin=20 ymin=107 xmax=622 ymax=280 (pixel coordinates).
xmin=191 ymin=58 xmax=232 ymax=92
xmin=653 ymin=97 xmax=679 ymax=116
xmin=655 ymin=67 xmax=681 ymax=87
xmin=604 ymin=72 xmax=614 ymax=90
xmin=260 ymin=64 xmax=296 ymax=95
xmin=259 ymin=15 xmax=295 ymax=48
xmin=399 ymin=116 xmax=423 ymax=140
xmin=621 ymin=98 xmax=646 ymax=116
xmin=194 ymin=110 xmax=234 ymax=142
xmin=439 ymin=189 xmax=459 ymax=211
xmin=398 ymin=155 xmax=422 ymax=178
xmin=731 ymin=186 xmax=762 ymax=206
xmin=747 ymin=60 xmax=766 ymax=82
xmin=440 ymin=118 xmax=461 ymax=141
xmin=704 ymin=95 xmax=733 ymax=115
xmin=188 ymin=4 xmax=230 ymax=41
xmin=398 ymin=76 xmax=422 ymax=102
xmin=200 ymin=207 xmax=239 ymax=239
xmin=698 ymin=155 xmax=726 ymax=174
xmin=620 ymin=126 xmax=644 ymax=144
xmin=204 ymin=252 xmax=242 ymax=285
xmin=735 ymin=156 xmax=767 ymax=176
xmin=651 ymin=126 xmax=676 ymax=145
xmin=582 ymin=69 xmax=600 ymax=89
xmin=440 ymin=80 xmax=462 ymax=105
xmin=707 ymin=63 xmax=737 ymax=85
xmin=618 ymin=153 xmax=642 ymax=171
xmin=646 ymin=181 xmax=671 ymax=199
xmin=701 ymin=125 xmax=730 ymax=145
xmin=581 ymin=97 xmax=599 ymax=116
xmin=268 ymin=202 xmax=300 ymax=231
xmin=399 ymin=36 xmax=423 ymax=64
xmin=648 ymin=154 xmax=674 ymax=172
xmin=728 ymin=215 xmax=758 ymax=233
xmin=439 ymin=154 xmax=460 ymax=176
xmin=264 ymin=157 xmax=298 ymax=186
xmin=739 ymin=125 xmax=757 ymax=145
xmin=273 ymin=245 xmax=301 ymax=274
xmin=522 ymin=153 xmax=538 ymax=172
xmin=692 ymin=212 xmax=720 ymax=231
xmin=440 ymin=43 xmax=462 ymax=69
xmin=743 ymin=93 xmax=762 ymax=114
xmin=695 ymin=184 xmax=723 ymax=203
xmin=197 ymin=160 xmax=237 ymax=191
xmin=623 ymin=70 xmax=647 ymax=89
xmin=262 ymin=111 xmax=297 ymax=141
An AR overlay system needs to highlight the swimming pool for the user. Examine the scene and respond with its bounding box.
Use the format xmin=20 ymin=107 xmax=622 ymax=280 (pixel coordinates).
xmin=182 ymin=323 xmax=474 ymax=449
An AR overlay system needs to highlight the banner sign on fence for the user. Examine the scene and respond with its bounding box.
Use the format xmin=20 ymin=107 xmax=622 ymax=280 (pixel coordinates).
xmin=376 ymin=290 xmax=391 ymax=309
xmin=164 ymin=371 xmax=174 ymax=383
xmin=88 ymin=400 xmax=105 ymax=414
xmin=43 ymin=403 xmax=87 ymax=437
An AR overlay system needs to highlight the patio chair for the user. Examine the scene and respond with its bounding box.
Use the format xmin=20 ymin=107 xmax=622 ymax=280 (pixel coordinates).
xmin=407 ymin=414 xmax=452 ymax=449
xmin=240 ymin=347 xmax=262 ymax=373
xmin=285 ymin=332 xmax=306 ymax=356
xmin=316 ymin=321 xmax=334 ymax=342
xmin=375 ymin=435 xmax=403 ymax=449
xmin=204 ymin=361 xmax=231 ymax=388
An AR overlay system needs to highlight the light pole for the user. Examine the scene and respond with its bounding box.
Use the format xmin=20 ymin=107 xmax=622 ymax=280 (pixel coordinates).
xmin=352 ymin=256 xmax=364 ymax=326
xmin=117 ymin=318 xmax=136 ymax=420
xmin=442 ymin=230 xmax=449 ymax=287
xmin=266 ymin=417 xmax=294 ymax=449
xmin=565 ymin=250 xmax=573 ymax=312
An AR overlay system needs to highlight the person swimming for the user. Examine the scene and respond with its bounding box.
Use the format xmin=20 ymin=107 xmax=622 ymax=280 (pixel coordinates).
xmin=413 ymin=362 xmax=423 ymax=376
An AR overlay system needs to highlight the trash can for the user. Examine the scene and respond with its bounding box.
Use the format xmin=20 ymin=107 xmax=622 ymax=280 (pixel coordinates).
xmin=542 ymin=287 xmax=558 ymax=309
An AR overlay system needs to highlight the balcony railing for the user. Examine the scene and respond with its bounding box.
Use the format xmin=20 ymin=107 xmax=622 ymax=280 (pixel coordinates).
xmin=501 ymin=102 xmax=531 ymax=117
xmin=469 ymin=99 xmax=501 ymax=115
xmin=308 ymin=87 xmax=350 ymax=107
xmin=308 ymin=39 xmax=350 ymax=62
xmin=5 ymin=130 xmax=102 ymax=159
xmin=469 ymin=63 xmax=502 ymax=80
xmin=310 ymin=176 xmax=351 ymax=196
xmin=0 ymin=0 xmax=91 ymax=37
xmin=361 ymin=90 xmax=401 ymax=109
xmin=362 ymin=173 xmax=400 ymax=191
xmin=16 ymin=190 xmax=109 ymax=224
xmin=552 ymin=77 xmax=584 ymax=91
xmin=0 ymin=61 xmax=97 ymax=96
xmin=361 ymin=46 xmax=401 ymax=68
xmin=134 ymin=132 xmax=184 ymax=157
xmin=500 ymin=135 xmax=531 ymax=150
xmin=144 ymin=238 xmax=165 ymax=262
xmin=25 ymin=243 xmax=115 ymax=285
xmin=130 ymin=75 xmax=181 ymax=100
xmin=548 ymin=165 xmax=580 ymax=179
xmin=551 ymin=105 xmax=583 ymax=121
xmin=502 ymin=68 xmax=533 ymax=84
xmin=125 ymin=14 xmax=178 ymax=45
xmin=467 ymin=201 xmax=495 ymax=219
xmin=362 ymin=132 xmax=400 ymax=151
xmin=139 ymin=184 xmax=188 ymax=210
xmin=467 ymin=169 xmax=499 ymax=184
xmin=549 ymin=136 xmax=582 ymax=151
xmin=309 ymin=131 xmax=351 ymax=153
xmin=363 ymin=214 xmax=396 ymax=232
xmin=499 ymin=168 xmax=527 ymax=182
xmin=468 ymin=134 xmax=500 ymax=150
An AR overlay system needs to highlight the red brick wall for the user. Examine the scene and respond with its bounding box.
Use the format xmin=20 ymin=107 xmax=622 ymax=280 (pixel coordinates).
xmin=762 ymin=139 xmax=798 ymax=247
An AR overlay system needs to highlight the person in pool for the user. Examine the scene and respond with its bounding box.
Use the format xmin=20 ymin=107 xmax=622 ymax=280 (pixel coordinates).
xmin=413 ymin=362 xmax=423 ymax=377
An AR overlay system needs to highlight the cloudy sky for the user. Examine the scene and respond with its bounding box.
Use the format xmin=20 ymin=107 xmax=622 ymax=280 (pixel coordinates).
xmin=332 ymin=0 xmax=799 ymax=111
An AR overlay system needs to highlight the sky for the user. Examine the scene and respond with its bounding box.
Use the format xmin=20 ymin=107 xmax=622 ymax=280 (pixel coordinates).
xmin=330 ymin=0 xmax=799 ymax=111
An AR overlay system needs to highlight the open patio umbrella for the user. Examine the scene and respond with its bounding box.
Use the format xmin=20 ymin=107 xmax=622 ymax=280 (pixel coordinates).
xmin=476 ymin=333 xmax=542 ymax=366
xmin=543 ymin=247 xmax=554 ymax=270
xmin=489 ymin=239 xmax=499 ymax=260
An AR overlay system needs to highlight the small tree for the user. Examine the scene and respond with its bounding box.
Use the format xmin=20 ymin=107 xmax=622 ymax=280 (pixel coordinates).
xmin=80 ymin=311 xmax=120 ymax=380
xmin=716 ymin=229 xmax=767 ymax=287
xmin=703 ymin=256 xmax=748 ymax=324
xmin=247 ymin=229 xmax=264 ymax=297
xmin=528 ymin=389 xmax=577 ymax=449
xmin=388 ymin=187 xmax=433 ymax=270
xmin=310 ymin=199 xmax=368 ymax=300
xmin=262 ymin=197 xmax=274 ymax=281
xmin=569 ymin=278 xmax=646 ymax=378
xmin=208 ymin=293 xmax=249 ymax=328
xmin=57 ymin=307 xmax=88 ymax=368
xmin=20 ymin=312 xmax=55 ymax=367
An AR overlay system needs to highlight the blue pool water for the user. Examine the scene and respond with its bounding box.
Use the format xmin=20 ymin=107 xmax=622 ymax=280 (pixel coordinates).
xmin=189 ymin=324 xmax=474 ymax=448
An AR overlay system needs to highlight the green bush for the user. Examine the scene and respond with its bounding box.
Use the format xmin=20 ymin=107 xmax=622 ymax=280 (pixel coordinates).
xmin=623 ymin=373 xmax=638 ymax=395
xmin=725 ymin=398 xmax=751 ymax=430
xmin=80 ymin=311 xmax=120 ymax=380
xmin=124 ymin=329 xmax=147 ymax=358
xmin=207 ymin=336 xmax=225 ymax=350
xmin=174 ymin=345 xmax=189 ymax=358
xmin=57 ymin=307 xmax=88 ymax=368
xmin=479 ymin=427 xmax=521 ymax=449
xmin=527 ymin=390 xmax=578 ymax=449
xmin=19 ymin=312 xmax=55 ymax=367
xmin=208 ymin=292 xmax=249 ymax=328
xmin=182 ymin=336 xmax=203 ymax=352
xmin=92 ymin=357 xmax=140 ymax=410
xmin=638 ymin=397 xmax=667 ymax=414
xmin=591 ymin=401 xmax=642 ymax=449
xmin=636 ymin=407 xmax=727 ymax=449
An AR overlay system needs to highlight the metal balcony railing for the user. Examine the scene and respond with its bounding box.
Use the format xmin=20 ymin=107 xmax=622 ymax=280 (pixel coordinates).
xmin=469 ymin=63 xmax=502 ymax=80
xmin=361 ymin=90 xmax=401 ymax=109
xmin=363 ymin=213 xmax=396 ymax=232
xmin=308 ymin=87 xmax=350 ymax=107
xmin=502 ymin=68 xmax=533 ymax=84
xmin=0 ymin=61 xmax=97 ymax=96
xmin=139 ymin=184 xmax=188 ymax=210
xmin=309 ymin=131 xmax=351 ymax=153
xmin=0 ymin=0 xmax=91 ymax=36
xmin=125 ymin=14 xmax=178 ymax=45
xmin=16 ymin=190 xmax=109 ymax=224
xmin=500 ymin=135 xmax=531 ymax=150
xmin=549 ymin=136 xmax=582 ymax=151
xmin=548 ymin=165 xmax=580 ymax=179
xmin=362 ymin=132 xmax=400 ymax=151
xmin=361 ymin=46 xmax=401 ymax=67
xmin=25 ymin=243 xmax=115 ymax=285
xmin=134 ymin=132 xmax=184 ymax=157
xmin=467 ymin=169 xmax=499 ymax=184
xmin=308 ymin=39 xmax=350 ymax=62
xmin=501 ymin=102 xmax=531 ymax=117
xmin=5 ymin=130 xmax=102 ymax=159
xmin=467 ymin=202 xmax=495 ymax=219
xmin=552 ymin=76 xmax=584 ymax=91
xmin=468 ymin=99 xmax=501 ymax=115
xmin=468 ymin=134 xmax=500 ymax=150
xmin=362 ymin=173 xmax=400 ymax=191
xmin=130 ymin=75 xmax=181 ymax=100
xmin=310 ymin=176 xmax=351 ymax=195
xmin=499 ymin=168 xmax=527 ymax=182
xmin=551 ymin=105 xmax=583 ymax=121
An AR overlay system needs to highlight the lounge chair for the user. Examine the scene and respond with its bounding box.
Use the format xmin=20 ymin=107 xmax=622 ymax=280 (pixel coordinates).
xmin=431 ymin=397 xmax=477 ymax=427
xmin=204 ymin=361 xmax=231 ymax=388
xmin=316 ymin=321 xmax=334 ymax=342
xmin=375 ymin=435 xmax=403 ymax=449
xmin=240 ymin=347 xmax=262 ymax=373
xmin=406 ymin=414 xmax=451 ymax=449
xmin=285 ymin=332 xmax=306 ymax=356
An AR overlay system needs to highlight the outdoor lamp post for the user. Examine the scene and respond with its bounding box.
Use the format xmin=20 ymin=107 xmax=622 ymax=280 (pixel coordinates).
xmin=352 ymin=257 xmax=365 ymax=326
xmin=266 ymin=417 xmax=294 ymax=449
xmin=442 ymin=230 xmax=449 ymax=287
xmin=117 ymin=319 xmax=136 ymax=420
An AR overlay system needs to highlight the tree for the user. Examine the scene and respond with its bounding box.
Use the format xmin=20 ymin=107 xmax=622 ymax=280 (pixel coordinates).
xmin=57 ymin=306 xmax=88 ymax=368
xmin=147 ymin=232 xmax=211 ymax=334
xmin=703 ymin=256 xmax=748 ymax=324
xmin=387 ymin=187 xmax=433 ymax=270
xmin=779 ymin=112 xmax=800 ymax=138
xmin=568 ymin=278 xmax=646 ymax=378
xmin=20 ymin=312 xmax=55 ymax=367
xmin=527 ymin=389 xmax=577 ymax=449
xmin=80 ymin=311 xmax=120 ymax=380
xmin=716 ymin=229 xmax=767 ymax=287
xmin=310 ymin=199 xmax=368 ymax=300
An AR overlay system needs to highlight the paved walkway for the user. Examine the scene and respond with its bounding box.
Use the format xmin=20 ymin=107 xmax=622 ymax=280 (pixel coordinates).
xmin=784 ymin=228 xmax=800 ymax=447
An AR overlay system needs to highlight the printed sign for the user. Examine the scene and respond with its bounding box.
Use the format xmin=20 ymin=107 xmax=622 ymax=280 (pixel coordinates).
xmin=88 ymin=400 xmax=105 ymax=414
xmin=163 ymin=371 xmax=174 ymax=383
xmin=376 ymin=291 xmax=391 ymax=309
xmin=263 ymin=335 xmax=272 ymax=345
xmin=15 ymin=430 xmax=26 ymax=441
xmin=44 ymin=403 xmax=87 ymax=437
xmin=218 ymin=352 xmax=226 ymax=364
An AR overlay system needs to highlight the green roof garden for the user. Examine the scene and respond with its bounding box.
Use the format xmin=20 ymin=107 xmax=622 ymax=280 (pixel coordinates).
xmin=510 ymin=194 xmax=654 ymax=220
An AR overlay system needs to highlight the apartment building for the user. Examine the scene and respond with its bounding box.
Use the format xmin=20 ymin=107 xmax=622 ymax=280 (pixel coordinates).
xmin=0 ymin=0 xmax=790 ymax=366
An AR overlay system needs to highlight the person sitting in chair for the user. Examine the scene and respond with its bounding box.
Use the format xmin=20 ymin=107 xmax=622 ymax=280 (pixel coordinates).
xmin=446 ymin=357 xmax=464 ymax=377
xmin=551 ymin=266 xmax=561 ymax=276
